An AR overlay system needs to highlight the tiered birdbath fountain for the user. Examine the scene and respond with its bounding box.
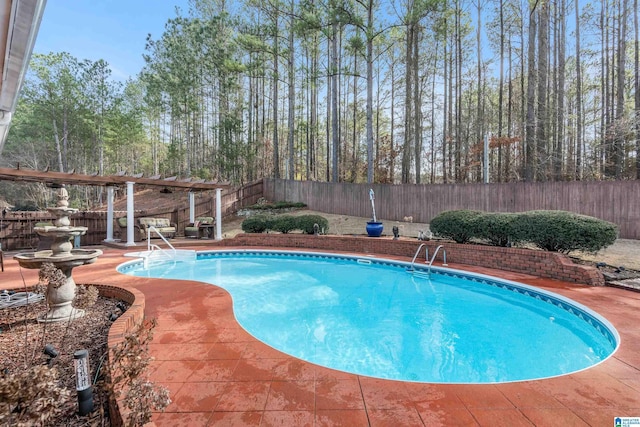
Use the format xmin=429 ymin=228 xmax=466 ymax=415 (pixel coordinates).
xmin=15 ymin=185 xmax=102 ymax=323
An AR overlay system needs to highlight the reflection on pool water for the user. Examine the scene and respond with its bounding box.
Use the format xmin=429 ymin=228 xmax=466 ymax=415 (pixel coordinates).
xmin=119 ymin=250 xmax=619 ymax=383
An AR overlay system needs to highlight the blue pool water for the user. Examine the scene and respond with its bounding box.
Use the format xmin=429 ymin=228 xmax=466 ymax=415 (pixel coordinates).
xmin=119 ymin=250 xmax=618 ymax=383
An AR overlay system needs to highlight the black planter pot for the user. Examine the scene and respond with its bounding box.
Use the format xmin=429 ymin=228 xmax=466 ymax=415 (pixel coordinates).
xmin=366 ymin=221 xmax=384 ymax=237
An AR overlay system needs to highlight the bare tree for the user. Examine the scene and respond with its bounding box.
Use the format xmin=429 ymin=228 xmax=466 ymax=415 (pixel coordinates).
xmin=575 ymin=0 xmax=583 ymax=180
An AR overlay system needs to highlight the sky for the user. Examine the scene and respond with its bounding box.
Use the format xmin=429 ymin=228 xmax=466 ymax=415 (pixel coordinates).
xmin=32 ymin=1 xmax=190 ymax=81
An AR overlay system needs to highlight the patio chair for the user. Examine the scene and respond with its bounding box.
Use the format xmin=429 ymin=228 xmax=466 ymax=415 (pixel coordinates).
xmin=116 ymin=217 xmax=144 ymax=242
xmin=185 ymin=216 xmax=215 ymax=238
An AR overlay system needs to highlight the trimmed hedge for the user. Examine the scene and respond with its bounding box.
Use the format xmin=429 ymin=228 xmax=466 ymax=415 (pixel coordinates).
xmin=429 ymin=210 xmax=483 ymax=243
xmin=241 ymin=215 xmax=272 ymax=233
xmin=472 ymin=212 xmax=520 ymax=247
xmin=248 ymin=201 xmax=307 ymax=210
xmin=296 ymin=215 xmax=329 ymax=234
xmin=512 ymin=210 xmax=618 ymax=253
xmin=270 ymin=215 xmax=298 ymax=234
xmin=430 ymin=209 xmax=618 ymax=253
xmin=241 ymin=214 xmax=329 ymax=235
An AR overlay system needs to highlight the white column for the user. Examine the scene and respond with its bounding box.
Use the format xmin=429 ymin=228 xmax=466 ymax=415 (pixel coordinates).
xmin=125 ymin=181 xmax=136 ymax=246
xmin=189 ymin=192 xmax=195 ymax=223
xmin=215 ymin=188 xmax=222 ymax=240
xmin=104 ymin=186 xmax=115 ymax=242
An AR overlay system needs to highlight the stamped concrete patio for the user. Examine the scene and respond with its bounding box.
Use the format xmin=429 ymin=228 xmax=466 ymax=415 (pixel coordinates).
xmin=2 ymin=244 xmax=640 ymax=426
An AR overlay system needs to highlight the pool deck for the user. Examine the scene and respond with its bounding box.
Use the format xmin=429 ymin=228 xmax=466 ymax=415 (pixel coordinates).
xmin=2 ymin=245 xmax=640 ymax=426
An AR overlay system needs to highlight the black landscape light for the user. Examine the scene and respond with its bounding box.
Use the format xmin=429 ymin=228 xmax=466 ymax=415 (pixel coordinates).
xmin=74 ymin=349 xmax=94 ymax=416
xmin=43 ymin=344 xmax=58 ymax=358
xmin=393 ymin=226 xmax=399 ymax=240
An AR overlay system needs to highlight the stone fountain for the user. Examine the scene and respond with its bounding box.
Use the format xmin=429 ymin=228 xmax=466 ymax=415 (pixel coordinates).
xmin=15 ymin=185 xmax=102 ymax=323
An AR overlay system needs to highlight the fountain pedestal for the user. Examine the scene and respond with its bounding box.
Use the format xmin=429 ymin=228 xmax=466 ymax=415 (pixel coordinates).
xmin=14 ymin=186 xmax=102 ymax=323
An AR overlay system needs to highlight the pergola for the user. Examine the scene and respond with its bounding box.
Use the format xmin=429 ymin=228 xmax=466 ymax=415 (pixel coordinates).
xmin=0 ymin=2 xmax=233 ymax=246
xmin=0 ymin=166 xmax=231 ymax=246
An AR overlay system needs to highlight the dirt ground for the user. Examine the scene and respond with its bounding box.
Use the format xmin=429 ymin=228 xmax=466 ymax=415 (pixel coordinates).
xmin=221 ymin=209 xmax=640 ymax=272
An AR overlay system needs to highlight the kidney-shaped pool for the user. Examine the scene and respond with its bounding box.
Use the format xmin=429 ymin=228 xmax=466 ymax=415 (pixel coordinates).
xmin=118 ymin=250 xmax=618 ymax=383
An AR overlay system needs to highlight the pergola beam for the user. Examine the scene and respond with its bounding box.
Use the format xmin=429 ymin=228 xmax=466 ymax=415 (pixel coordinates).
xmin=0 ymin=166 xmax=231 ymax=191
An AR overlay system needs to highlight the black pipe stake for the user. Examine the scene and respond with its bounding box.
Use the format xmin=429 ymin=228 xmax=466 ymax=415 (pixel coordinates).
xmin=74 ymin=349 xmax=93 ymax=416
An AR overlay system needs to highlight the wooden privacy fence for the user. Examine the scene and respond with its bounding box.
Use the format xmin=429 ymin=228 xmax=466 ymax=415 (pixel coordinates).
xmin=0 ymin=180 xmax=264 ymax=251
xmin=264 ymin=179 xmax=640 ymax=239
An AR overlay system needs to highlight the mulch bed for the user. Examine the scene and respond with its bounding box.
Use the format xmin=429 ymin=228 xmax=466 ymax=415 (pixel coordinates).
xmin=0 ymin=290 xmax=127 ymax=426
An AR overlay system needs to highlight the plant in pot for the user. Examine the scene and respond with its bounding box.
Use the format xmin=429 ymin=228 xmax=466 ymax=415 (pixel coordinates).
xmin=366 ymin=189 xmax=383 ymax=237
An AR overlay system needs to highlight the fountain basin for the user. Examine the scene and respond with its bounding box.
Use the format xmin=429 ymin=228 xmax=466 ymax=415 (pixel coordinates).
xmin=15 ymin=249 xmax=102 ymax=323
xmin=15 ymin=249 xmax=103 ymax=267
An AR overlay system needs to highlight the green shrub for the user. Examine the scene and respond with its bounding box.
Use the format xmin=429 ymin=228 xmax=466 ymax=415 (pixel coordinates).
xmin=512 ymin=210 xmax=618 ymax=253
xmin=270 ymin=215 xmax=298 ymax=233
xmin=241 ymin=215 xmax=272 ymax=233
xmin=473 ymin=212 xmax=519 ymax=247
xmin=241 ymin=213 xmax=329 ymax=235
xmin=296 ymin=214 xmax=329 ymax=234
xmin=273 ymin=201 xmax=306 ymax=209
xmin=249 ymin=201 xmax=307 ymax=210
xmin=430 ymin=210 xmax=483 ymax=243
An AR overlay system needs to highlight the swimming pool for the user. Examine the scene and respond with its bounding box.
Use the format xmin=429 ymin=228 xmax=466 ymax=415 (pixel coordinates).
xmin=119 ymin=250 xmax=619 ymax=383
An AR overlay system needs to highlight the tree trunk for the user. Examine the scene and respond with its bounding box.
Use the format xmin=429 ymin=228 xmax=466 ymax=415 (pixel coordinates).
xmin=402 ymin=22 xmax=414 ymax=184
xmin=326 ymin=37 xmax=331 ymax=181
xmin=287 ymin=1 xmax=295 ymax=180
xmin=525 ymin=4 xmax=537 ymax=182
xmin=615 ymin=0 xmax=628 ymax=178
xmin=575 ymin=0 xmax=583 ymax=180
xmin=497 ymin=0 xmax=504 ymax=182
xmin=272 ymin=12 xmax=280 ymax=179
xmin=413 ymin=24 xmax=422 ymax=184
xmin=52 ymin=118 xmax=65 ymax=173
xmin=351 ymin=51 xmax=358 ymax=182
xmin=635 ymin=0 xmax=640 ymax=179
xmin=455 ymin=0 xmax=462 ymax=181
xmin=555 ymin=0 xmax=566 ymax=180
xmin=366 ymin=0 xmax=374 ymax=183
xmin=476 ymin=0 xmax=483 ymax=183
xmin=535 ymin=0 xmax=549 ymax=181
xmin=442 ymin=11 xmax=448 ymax=184
xmin=331 ymin=21 xmax=339 ymax=182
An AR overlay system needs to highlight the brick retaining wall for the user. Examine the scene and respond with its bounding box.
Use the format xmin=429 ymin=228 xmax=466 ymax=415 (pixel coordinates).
xmin=100 ymin=285 xmax=145 ymax=427
xmin=217 ymin=234 xmax=604 ymax=286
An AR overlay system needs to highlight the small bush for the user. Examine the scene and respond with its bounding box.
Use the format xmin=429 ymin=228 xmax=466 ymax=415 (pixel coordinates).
xmin=273 ymin=201 xmax=306 ymax=209
xmin=241 ymin=214 xmax=329 ymax=234
xmin=0 ymin=366 xmax=71 ymax=426
xmin=473 ymin=212 xmax=519 ymax=247
xmin=270 ymin=215 xmax=298 ymax=233
xmin=241 ymin=215 xmax=272 ymax=233
xmin=248 ymin=201 xmax=306 ymax=210
xmin=296 ymin=214 xmax=329 ymax=234
xmin=430 ymin=210 xmax=483 ymax=243
xmin=512 ymin=210 xmax=618 ymax=254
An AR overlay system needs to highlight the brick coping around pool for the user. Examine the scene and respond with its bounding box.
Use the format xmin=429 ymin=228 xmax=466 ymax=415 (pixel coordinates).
xmin=208 ymin=234 xmax=604 ymax=286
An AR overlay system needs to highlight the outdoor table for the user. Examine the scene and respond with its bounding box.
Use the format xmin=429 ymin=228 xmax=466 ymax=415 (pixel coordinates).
xmin=198 ymin=223 xmax=215 ymax=239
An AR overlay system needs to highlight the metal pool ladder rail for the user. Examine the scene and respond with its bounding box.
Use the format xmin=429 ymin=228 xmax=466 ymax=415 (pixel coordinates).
xmin=407 ymin=244 xmax=448 ymax=278
xmin=123 ymin=226 xmax=196 ymax=268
